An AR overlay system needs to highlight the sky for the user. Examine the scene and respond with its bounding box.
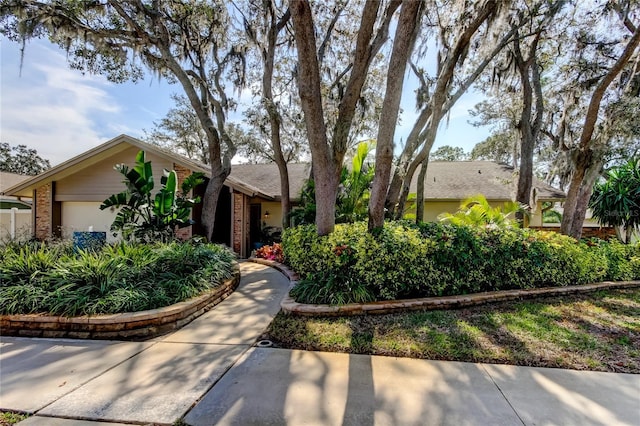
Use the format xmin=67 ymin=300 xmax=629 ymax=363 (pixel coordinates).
xmin=1 ymin=38 xmax=492 ymax=167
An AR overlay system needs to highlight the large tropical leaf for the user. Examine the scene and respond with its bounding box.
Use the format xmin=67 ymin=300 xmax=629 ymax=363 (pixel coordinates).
xmin=181 ymin=172 xmax=205 ymax=195
xmin=154 ymin=170 xmax=177 ymax=218
xmin=127 ymin=151 xmax=154 ymax=194
xmin=439 ymin=194 xmax=520 ymax=228
xmin=100 ymin=192 xmax=129 ymax=210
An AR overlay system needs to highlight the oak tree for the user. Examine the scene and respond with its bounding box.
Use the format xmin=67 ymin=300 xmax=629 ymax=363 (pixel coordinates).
xmin=1 ymin=0 xmax=247 ymax=240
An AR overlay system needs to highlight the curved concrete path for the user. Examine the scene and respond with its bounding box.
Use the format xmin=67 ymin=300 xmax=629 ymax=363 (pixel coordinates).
xmin=1 ymin=261 xmax=639 ymax=425
xmin=1 ymin=262 xmax=289 ymax=425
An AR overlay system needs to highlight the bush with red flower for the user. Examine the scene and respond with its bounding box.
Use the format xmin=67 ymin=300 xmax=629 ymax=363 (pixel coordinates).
xmin=254 ymin=243 xmax=284 ymax=263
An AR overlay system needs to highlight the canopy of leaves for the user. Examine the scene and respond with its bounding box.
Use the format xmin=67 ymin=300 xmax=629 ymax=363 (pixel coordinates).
xmin=0 ymin=143 xmax=50 ymax=175
xmin=430 ymin=145 xmax=468 ymax=162
xmin=470 ymin=133 xmax=517 ymax=165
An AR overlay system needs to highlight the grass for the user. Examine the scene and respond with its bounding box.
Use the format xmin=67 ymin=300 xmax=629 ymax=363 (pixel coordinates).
xmin=0 ymin=411 xmax=28 ymax=425
xmin=0 ymin=240 xmax=236 ymax=316
xmin=266 ymin=288 xmax=640 ymax=373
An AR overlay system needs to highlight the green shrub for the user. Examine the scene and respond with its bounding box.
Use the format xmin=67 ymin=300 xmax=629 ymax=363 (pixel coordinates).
xmin=282 ymin=221 xmax=640 ymax=304
xmin=0 ymin=241 xmax=72 ymax=288
xmin=589 ymin=238 xmax=637 ymax=281
xmin=0 ymin=241 xmax=236 ymax=316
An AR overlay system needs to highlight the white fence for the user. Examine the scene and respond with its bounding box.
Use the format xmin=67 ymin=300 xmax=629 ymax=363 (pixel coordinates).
xmin=0 ymin=208 xmax=32 ymax=243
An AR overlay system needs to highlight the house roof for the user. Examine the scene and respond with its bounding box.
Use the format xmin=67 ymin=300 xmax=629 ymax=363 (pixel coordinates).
xmin=2 ymin=134 xmax=565 ymax=203
xmin=2 ymin=134 xmax=276 ymax=200
xmin=230 ymin=163 xmax=312 ymax=200
xmin=408 ymin=161 xmax=565 ymax=201
xmin=0 ymin=172 xmax=32 ymax=193
xmin=229 ymin=161 xmax=565 ymax=202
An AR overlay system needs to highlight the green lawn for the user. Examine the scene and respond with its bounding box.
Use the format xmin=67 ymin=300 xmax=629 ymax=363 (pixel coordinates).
xmin=267 ymin=288 xmax=640 ymax=373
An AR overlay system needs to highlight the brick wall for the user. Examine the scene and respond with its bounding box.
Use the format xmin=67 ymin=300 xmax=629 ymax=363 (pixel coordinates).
xmin=233 ymin=192 xmax=244 ymax=254
xmin=530 ymin=226 xmax=617 ymax=239
xmin=580 ymin=227 xmax=617 ymax=239
xmin=34 ymin=183 xmax=52 ymax=240
xmin=173 ymin=163 xmax=192 ymax=240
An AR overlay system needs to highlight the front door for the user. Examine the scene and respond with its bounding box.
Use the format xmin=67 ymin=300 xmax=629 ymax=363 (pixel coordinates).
xmin=249 ymin=204 xmax=262 ymax=252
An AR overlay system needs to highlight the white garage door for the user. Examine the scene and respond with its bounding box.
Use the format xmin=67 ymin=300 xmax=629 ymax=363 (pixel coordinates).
xmin=61 ymin=202 xmax=119 ymax=242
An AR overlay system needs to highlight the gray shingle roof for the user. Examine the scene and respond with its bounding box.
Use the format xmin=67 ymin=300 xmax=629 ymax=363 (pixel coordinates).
xmin=409 ymin=161 xmax=565 ymax=200
xmin=228 ymin=163 xmax=312 ymax=200
xmin=228 ymin=161 xmax=565 ymax=202
xmin=0 ymin=172 xmax=32 ymax=194
xmin=2 ymin=133 xmax=565 ymax=203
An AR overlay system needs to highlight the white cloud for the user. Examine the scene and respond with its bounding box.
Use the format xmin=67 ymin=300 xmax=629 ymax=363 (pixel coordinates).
xmin=1 ymin=42 xmax=122 ymax=166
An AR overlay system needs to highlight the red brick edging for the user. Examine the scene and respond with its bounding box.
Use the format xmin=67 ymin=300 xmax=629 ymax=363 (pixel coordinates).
xmin=0 ymin=264 xmax=241 ymax=340
xmin=249 ymin=258 xmax=640 ymax=317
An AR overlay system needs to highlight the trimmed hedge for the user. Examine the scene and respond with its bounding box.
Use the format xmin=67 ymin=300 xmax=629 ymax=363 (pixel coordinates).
xmin=0 ymin=241 xmax=236 ymax=316
xmin=282 ymin=221 xmax=640 ymax=304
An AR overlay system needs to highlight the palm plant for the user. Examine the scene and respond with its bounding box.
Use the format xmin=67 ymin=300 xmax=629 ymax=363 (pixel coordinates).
xmin=336 ymin=141 xmax=375 ymax=223
xmin=290 ymin=141 xmax=375 ymax=225
xmin=438 ymin=194 xmax=521 ymax=229
xmin=589 ymin=159 xmax=640 ymax=244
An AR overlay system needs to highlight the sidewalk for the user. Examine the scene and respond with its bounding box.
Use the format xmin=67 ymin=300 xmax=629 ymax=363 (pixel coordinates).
xmin=1 ymin=262 xmax=639 ymax=425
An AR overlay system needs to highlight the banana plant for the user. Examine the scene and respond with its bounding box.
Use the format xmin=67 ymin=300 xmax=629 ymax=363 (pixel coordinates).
xmin=100 ymin=150 xmax=205 ymax=242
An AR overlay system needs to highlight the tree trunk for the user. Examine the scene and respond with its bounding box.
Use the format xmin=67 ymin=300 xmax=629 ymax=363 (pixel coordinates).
xmin=275 ymin=153 xmax=291 ymax=228
xmin=515 ymin=58 xmax=535 ymax=211
xmin=330 ymin=0 xmax=383 ymax=165
xmin=567 ymin=152 xmax=604 ymax=239
xmin=390 ymin=1 xmax=499 ymax=221
xmin=385 ymin=107 xmax=431 ymax=218
xmin=406 ymin=132 xmax=437 ymax=223
xmin=263 ymin=6 xmax=291 ymax=228
xmin=561 ymin=26 xmax=640 ymax=238
xmin=368 ymin=0 xmax=423 ymax=231
xmin=560 ymin=149 xmax=590 ymax=236
xmin=625 ymin=226 xmax=633 ymax=244
xmin=291 ymin=0 xmax=336 ymax=235
xmin=415 ymin=160 xmax=428 ymax=222
xmin=202 ymin=167 xmax=226 ymax=241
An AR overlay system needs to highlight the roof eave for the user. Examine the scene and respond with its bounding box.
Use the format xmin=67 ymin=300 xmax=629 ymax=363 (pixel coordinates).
xmin=3 ymin=134 xmax=138 ymax=196
xmin=3 ymin=134 xmax=216 ymax=197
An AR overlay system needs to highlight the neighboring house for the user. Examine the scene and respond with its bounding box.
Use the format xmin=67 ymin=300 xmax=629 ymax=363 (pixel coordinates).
xmin=4 ymin=134 xmax=569 ymax=256
xmin=0 ymin=171 xmax=33 ymax=242
xmin=401 ymin=161 xmax=565 ymax=225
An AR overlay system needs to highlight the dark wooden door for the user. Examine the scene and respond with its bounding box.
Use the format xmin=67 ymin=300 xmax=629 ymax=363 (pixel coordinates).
xmin=249 ymin=204 xmax=262 ymax=250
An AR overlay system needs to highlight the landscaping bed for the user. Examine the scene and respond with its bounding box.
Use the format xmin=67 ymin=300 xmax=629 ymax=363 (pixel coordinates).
xmin=266 ymin=287 xmax=640 ymax=373
xmin=282 ymin=221 xmax=640 ymax=304
xmin=0 ymin=241 xmax=236 ymax=316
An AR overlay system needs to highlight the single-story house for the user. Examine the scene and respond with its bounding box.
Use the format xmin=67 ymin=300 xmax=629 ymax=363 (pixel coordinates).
xmin=3 ymin=134 xmax=568 ymax=256
xmin=2 ymin=135 xmax=311 ymax=255
xmin=0 ymin=171 xmax=33 ymax=242
xmin=401 ymin=161 xmax=565 ymax=225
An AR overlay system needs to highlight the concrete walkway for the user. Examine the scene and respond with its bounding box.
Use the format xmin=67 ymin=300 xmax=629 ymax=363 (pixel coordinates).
xmin=1 ymin=262 xmax=639 ymax=425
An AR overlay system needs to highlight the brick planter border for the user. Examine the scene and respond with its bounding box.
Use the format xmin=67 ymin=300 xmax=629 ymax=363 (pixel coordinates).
xmin=249 ymin=258 xmax=640 ymax=317
xmin=0 ymin=264 xmax=240 ymax=340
